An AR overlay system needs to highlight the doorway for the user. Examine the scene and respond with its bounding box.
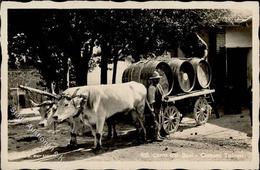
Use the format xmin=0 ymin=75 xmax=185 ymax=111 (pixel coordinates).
xmin=225 ymin=48 xmax=249 ymax=114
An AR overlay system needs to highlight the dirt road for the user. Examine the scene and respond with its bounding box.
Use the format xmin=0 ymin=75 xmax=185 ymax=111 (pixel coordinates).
xmin=8 ymin=108 xmax=252 ymax=162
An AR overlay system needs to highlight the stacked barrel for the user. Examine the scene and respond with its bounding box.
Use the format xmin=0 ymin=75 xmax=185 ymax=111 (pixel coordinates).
xmin=122 ymin=57 xmax=212 ymax=95
xmin=189 ymin=58 xmax=212 ymax=89
xmin=122 ymin=60 xmax=174 ymax=95
xmin=167 ymin=58 xmax=195 ymax=93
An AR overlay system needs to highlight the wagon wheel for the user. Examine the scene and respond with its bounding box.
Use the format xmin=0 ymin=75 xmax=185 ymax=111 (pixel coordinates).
xmin=162 ymin=105 xmax=181 ymax=134
xmin=193 ymin=97 xmax=212 ymax=125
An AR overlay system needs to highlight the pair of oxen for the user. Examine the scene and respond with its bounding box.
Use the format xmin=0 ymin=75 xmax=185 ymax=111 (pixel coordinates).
xmin=33 ymin=81 xmax=147 ymax=151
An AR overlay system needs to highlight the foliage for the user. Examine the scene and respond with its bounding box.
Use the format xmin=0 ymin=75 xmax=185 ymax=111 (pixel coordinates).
xmin=8 ymin=8 xmax=246 ymax=89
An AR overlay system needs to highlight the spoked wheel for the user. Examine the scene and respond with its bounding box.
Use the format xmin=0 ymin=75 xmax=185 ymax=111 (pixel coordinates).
xmin=193 ymin=97 xmax=212 ymax=125
xmin=162 ymin=105 xmax=182 ymax=134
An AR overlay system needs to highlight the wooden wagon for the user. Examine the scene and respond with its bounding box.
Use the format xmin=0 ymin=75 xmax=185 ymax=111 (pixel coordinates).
xmin=160 ymin=88 xmax=216 ymax=134
xmin=122 ymin=57 xmax=217 ymax=134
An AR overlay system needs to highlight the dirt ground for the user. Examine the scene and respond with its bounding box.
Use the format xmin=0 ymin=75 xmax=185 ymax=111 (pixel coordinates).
xmin=8 ymin=108 xmax=252 ymax=162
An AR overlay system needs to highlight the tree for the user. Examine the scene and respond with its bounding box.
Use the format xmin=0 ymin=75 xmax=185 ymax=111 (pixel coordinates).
xmin=8 ymin=9 xmax=243 ymax=89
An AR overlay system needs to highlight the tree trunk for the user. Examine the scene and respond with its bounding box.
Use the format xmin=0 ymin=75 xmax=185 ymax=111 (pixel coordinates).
xmin=100 ymin=42 xmax=110 ymax=84
xmin=76 ymin=58 xmax=89 ymax=86
xmin=75 ymin=39 xmax=94 ymax=86
xmin=112 ymin=54 xmax=119 ymax=84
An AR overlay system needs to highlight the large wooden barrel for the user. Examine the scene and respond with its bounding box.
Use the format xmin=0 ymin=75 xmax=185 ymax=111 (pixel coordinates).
xmin=167 ymin=58 xmax=196 ymax=93
xmin=122 ymin=60 xmax=174 ymax=95
xmin=122 ymin=64 xmax=141 ymax=83
xmin=189 ymin=57 xmax=212 ymax=89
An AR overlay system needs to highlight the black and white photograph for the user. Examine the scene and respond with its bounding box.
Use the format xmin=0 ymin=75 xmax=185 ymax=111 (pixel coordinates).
xmin=1 ymin=1 xmax=259 ymax=169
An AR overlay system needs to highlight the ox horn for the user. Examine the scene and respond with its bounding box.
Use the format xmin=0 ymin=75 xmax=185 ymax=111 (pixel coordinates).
xmin=30 ymin=99 xmax=54 ymax=107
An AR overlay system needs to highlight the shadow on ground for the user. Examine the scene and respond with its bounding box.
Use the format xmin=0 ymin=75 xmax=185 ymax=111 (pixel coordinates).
xmin=11 ymin=130 xmax=147 ymax=162
xmin=9 ymin=108 xmax=252 ymax=162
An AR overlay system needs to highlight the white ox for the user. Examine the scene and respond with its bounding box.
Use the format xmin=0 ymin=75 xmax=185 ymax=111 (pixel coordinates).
xmin=30 ymin=91 xmax=119 ymax=147
xmin=31 ymin=87 xmax=88 ymax=147
xmin=53 ymin=81 xmax=147 ymax=150
xmin=30 ymin=100 xmax=56 ymax=127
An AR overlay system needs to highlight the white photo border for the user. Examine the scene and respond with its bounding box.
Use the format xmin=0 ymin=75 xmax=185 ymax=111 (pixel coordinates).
xmin=1 ymin=1 xmax=259 ymax=169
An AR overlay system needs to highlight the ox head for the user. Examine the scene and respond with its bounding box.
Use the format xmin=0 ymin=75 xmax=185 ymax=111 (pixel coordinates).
xmin=53 ymin=88 xmax=100 ymax=122
xmin=30 ymin=100 xmax=56 ymax=127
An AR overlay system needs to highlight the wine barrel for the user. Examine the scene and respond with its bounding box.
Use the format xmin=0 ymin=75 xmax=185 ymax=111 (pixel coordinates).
xmin=122 ymin=63 xmax=142 ymax=83
xmin=122 ymin=60 xmax=174 ymax=96
xmin=167 ymin=58 xmax=196 ymax=93
xmin=189 ymin=57 xmax=212 ymax=89
xmin=122 ymin=64 xmax=133 ymax=83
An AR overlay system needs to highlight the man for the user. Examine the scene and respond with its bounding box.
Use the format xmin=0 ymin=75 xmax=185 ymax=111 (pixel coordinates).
xmin=146 ymin=71 xmax=169 ymax=142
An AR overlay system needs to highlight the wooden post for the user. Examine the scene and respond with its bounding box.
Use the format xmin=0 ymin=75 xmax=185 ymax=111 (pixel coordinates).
xmin=16 ymin=86 xmax=20 ymax=111
xmin=67 ymin=58 xmax=71 ymax=88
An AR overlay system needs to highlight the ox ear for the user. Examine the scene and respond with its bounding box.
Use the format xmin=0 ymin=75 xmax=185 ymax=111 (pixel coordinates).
xmin=72 ymin=96 xmax=87 ymax=109
xmin=86 ymin=91 xmax=100 ymax=113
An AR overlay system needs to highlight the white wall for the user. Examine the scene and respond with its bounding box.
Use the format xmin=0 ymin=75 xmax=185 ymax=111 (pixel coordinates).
xmin=88 ymin=60 xmax=132 ymax=85
xmin=225 ymin=26 xmax=252 ymax=88
xmin=226 ymin=27 xmax=252 ymax=48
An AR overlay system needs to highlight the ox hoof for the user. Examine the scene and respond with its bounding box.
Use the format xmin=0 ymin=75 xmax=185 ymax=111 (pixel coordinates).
xmin=67 ymin=143 xmax=78 ymax=149
xmin=113 ymin=135 xmax=118 ymax=140
xmin=133 ymin=139 xmax=143 ymax=145
xmin=137 ymin=137 xmax=147 ymax=144
xmin=105 ymin=135 xmax=112 ymax=140
xmin=106 ymin=135 xmax=118 ymax=141
xmin=92 ymin=146 xmax=103 ymax=153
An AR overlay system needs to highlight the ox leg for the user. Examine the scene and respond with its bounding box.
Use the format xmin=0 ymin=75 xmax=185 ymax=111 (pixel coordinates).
xmin=68 ymin=121 xmax=78 ymax=147
xmin=136 ymin=117 xmax=146 ymax=142
xmin=106 ymin=121 xmax=117 ymax=140
xmin=112 ymin=123 xmax=118 ymax=139
xmin=94 ymin=117 xmax=106 ymax=150
xmin=106 ymin=117 xmax=118 ymax=140
xmin=106 ymin=119 xmax=112 ymax=140
xmin=89 ymin=124 xmax=97 ymax=149
xmin=136 ymin=104 xmax=147 ymax=142
xmin=70 ymin=132 xmax=77 ymax=146
xmin=131 ymin=111 xmax=146 ymax=143
xmin=95 ymin=133 xmax=102 ymax=150
xmin=139 ymin=118 xmax=146 ymax=141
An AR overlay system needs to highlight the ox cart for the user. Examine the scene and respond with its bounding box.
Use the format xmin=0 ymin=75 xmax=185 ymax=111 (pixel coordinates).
xmin=160 ymin=88 xmax=216 ymax=134
xmin=122 ymin=57 xmax=218 ymax=135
